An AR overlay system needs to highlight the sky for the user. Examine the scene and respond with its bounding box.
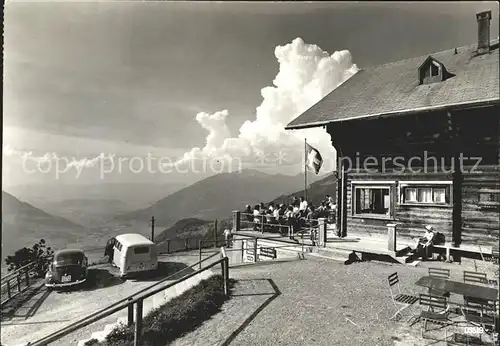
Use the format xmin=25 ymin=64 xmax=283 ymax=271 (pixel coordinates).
xmin=3 ymin=1 xmax=499 ymax=187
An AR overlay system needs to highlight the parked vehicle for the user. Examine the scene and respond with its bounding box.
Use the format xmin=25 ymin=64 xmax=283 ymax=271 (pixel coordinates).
xmin=111 ymin=234 xmax=158 ymax=278
xmin=45 ymin=249 xmax=88 ymax=288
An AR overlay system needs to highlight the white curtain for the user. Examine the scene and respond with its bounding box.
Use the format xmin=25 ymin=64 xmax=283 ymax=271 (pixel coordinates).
xmin=404 ymin=188 xmax=417 ymax=202
xmin=418 ymin=188 xmax=433 ymax=203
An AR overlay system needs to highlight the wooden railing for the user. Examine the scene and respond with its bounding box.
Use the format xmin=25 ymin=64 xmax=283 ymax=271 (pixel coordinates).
xmin=27 ymin=249 xmax=229 ymax=346
xmin=1 ymin=259 xmax=46 ymax=307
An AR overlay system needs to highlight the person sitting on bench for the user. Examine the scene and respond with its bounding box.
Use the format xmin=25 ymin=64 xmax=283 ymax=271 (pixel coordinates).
xmin=410 ymin=225 xmax=435 ymax=260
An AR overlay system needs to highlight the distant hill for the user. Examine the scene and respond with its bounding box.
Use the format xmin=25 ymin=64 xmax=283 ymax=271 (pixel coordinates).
xmin=271 ymin=172 xmax=337 ymax=206
xmin=152 ymin=173 xmax=337 ymax=247
xmin=5 ymin=182 xmax=186 ymax=226
xmin=39 ymin=198 xmax=136 ymax=228
xmin=116 ymin=169 xmax=323 ymax=228
xmin=1 ymin=191 xmax=86 ymax=267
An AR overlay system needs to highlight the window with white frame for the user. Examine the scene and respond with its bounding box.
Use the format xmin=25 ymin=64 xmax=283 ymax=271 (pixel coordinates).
xmin=399 ymin=181 xmax=452 ymax=206
xmin=478 ymin=188 xmax=500 ymax=208
xmin=352 ymin=183 xmax=392 ymax=218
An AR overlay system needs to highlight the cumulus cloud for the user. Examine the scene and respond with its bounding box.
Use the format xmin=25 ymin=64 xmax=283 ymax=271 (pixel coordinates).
xmin=170 ymin=37 xmax=359 ymax=173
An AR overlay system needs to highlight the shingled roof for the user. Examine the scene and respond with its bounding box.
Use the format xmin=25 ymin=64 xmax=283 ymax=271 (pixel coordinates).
xmin=286 ymin=39 xmax=500 ymax=130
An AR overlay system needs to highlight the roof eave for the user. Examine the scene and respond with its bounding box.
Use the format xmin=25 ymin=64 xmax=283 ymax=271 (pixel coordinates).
xmin=285 ymin=98 xmax=500 ymax=130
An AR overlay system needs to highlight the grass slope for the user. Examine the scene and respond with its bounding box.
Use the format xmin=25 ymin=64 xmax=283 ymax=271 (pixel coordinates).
xmin=84 ymin=275 xmax=236 ymax=346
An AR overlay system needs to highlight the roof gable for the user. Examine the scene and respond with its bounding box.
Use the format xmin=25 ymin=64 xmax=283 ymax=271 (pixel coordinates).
xmin=286 ymin=40 xmax=500 ymax=129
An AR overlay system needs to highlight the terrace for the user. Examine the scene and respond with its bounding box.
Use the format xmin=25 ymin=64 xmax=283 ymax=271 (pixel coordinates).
xmin=231 ymin=210 xmax=497 ymax=267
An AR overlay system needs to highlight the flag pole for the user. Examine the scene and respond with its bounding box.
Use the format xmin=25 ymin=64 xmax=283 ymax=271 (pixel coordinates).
xmin=304 ymin=138 xmax=308 ymax=201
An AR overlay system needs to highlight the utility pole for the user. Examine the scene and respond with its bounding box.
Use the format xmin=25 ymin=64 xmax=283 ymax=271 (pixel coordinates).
xmin=151 ymin=216 xmax=155 ymax=242
xmin=214 ymin=219 xmax=218 ymax=248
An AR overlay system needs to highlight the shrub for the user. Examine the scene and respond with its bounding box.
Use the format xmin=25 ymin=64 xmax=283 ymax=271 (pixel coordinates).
xmin=5 ymin=239 xmax=54 ymax=277
xmin=94 ymin=274 xmax=234 ymax=346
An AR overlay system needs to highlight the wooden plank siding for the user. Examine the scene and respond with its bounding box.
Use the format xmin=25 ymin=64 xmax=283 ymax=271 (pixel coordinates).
xmin=461 ymin=167 xmax=500 ymax=246
xmin=345 ymin=171 xmax=454 ymax=242
xmin=328 ymin=105 xmax=499 ymax=249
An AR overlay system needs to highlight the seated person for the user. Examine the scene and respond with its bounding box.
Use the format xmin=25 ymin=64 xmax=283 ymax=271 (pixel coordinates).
xmin=273 ymin=205 xmax=281 ymax=219
xmin=253 ymin=205 xmax=262 ymax=231
xmin=410 ymin=225 xmax=435 ymax=260
xmin=265 ymin=210 xmax=276 ymax=232
xmin=268 ymin=202 xmax=275 ymax=212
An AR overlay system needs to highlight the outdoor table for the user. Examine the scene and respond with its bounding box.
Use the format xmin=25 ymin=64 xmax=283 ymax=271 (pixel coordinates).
xmin=415 ymin=276 xmax=499 ymax=302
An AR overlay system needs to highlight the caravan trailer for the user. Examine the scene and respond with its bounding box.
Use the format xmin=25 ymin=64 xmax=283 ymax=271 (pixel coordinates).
xmin=112 ymin=233 xmax=158 ymax=278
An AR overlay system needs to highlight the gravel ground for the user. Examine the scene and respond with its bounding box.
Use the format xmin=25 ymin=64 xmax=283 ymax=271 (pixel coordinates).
xmin=170 ymin=257 xmax=425 ymax=346
xmin=0 ymin=251 xmax=209 ymax=346
xmin=2 ymin=249 xmax=497 ymax=346
xmin=170 ymin=256 xmax=498 ymax=346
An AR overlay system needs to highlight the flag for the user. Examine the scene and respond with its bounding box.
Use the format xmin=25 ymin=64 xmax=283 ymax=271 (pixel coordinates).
xmin=305 ymin=143 xmax=323 ymax=174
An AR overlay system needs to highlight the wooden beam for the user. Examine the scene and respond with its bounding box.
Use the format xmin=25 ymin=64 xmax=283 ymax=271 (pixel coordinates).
xmin=448 ymin=111 xmax=463 ymax=249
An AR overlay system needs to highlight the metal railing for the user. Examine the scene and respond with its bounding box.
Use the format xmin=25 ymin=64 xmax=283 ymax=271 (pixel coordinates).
xmin=205 ymin=234 xmax=322 ymax=267
xmin=156 ymin=236 xmax=227 ymax=254
xmin=1 ymin=259 xmax=47 ymax=306
xmin=28 ymin=249 xmax=230 ymax=346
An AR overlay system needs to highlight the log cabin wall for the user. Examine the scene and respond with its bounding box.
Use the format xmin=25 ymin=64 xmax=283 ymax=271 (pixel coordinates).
xmin=461 ymin=166 xmax=500 ymax=246
xmin=327 ymin=105 xmax=499 ymax=246
xmin=345 ymin=170 xmax=454 ymax=242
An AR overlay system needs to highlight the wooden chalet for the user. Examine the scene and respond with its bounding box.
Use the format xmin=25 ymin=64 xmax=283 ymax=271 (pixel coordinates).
xmin=286 ymin=11 xmax=499 ymax=257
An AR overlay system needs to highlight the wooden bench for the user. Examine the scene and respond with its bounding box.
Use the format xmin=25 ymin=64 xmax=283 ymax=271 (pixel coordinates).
xmin=432 ymin=243 xmax=494 ymax=262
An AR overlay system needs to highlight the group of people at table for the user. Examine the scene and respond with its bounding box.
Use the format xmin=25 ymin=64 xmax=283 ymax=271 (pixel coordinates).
xmin=242 ymin=195 xmax=337 ymax=239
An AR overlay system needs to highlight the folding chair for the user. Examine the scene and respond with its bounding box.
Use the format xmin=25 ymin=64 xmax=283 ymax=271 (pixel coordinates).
xmin=417 ymin=294 xmax=453 ymax=341
xmin=387 ymin=272 xmax=418 ymax=321
xmin=428 ymin=268 xmax=451 ymax=297
xmin=459 ymin=296 xmax=499 ymax=344
xmin=463 ymin=271 xmax=488 ymax=285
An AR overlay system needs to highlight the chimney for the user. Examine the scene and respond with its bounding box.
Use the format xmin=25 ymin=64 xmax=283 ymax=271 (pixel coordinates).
xmin=476 ymin=10 xmax=492 ymax=54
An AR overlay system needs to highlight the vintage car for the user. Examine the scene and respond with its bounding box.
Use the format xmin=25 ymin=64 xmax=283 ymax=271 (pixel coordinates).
xmin=45 ymin=249 xmax=88 ymax=288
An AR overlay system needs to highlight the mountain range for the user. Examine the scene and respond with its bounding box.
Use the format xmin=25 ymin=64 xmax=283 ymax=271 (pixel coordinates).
xmin=4 ymin=182 xmax=186 ymax=227
xmin=2 ymin=169 xmax=330 ymax=267
xmin=114 ymin=169 xmax=325 ymax=229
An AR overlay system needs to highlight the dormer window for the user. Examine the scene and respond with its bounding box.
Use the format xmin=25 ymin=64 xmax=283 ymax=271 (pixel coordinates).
xmin=418 ymin=56 xmax=453 ymax=85
xmin=430 ymin=61 xmax=440 ymax=76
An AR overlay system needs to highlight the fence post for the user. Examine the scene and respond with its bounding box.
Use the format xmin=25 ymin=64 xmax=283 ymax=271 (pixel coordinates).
xmin=127 ymin=302 xmax=134 ymax=326
xmin=241 ymin=239 xmax=244 ymax=263
xmin=387 ymin=223 xmax=399 ymax=252
xmin=318 ymin=218 xmax=327 ymax=247
xmin=261 ymin=215 xmax=264 ymax=234
xmin=25 ymin=270 xmax=30 ymax=287
xmin=199 ymin=240 xmax=203 ymax=269
xmin=222 ymin=257 xmax=229 ymax=296
xmin=253 ymin=237 xmax=258 ymax=263
xmin=185 ymin=238 xmax=188 ymax=251
xmin=167 ymin=240 xmax=170 ymax=254
xmin=214 ymin=219 xmax=218 ymax=248
xmin=134 ymin=300 xmax=143 ymax=346
xmin=232 ymin=211 xmax=241 ymax=233
xmin=17 ymin=275 xmax=21 ymax=292
xmin=7 ymin=280 xmax=11 ymax=298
